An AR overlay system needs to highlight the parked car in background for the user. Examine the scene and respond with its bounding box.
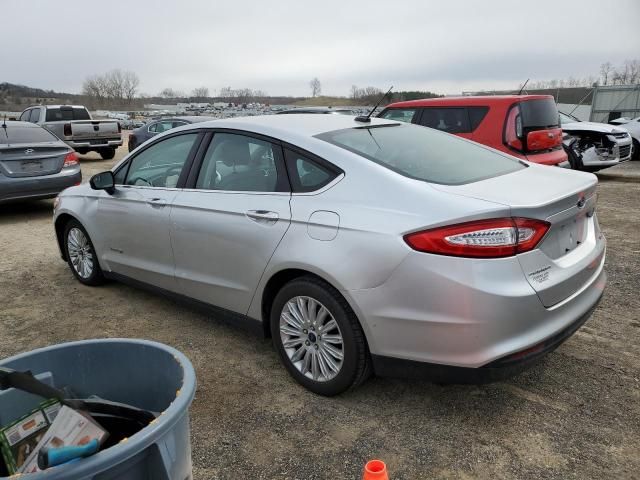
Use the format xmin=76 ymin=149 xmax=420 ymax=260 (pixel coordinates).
xmin=559 ymin=112 xmax=633 ymax=170
xmin=0 ymin=121 xmax=81 ymax=203
xmin=276 ymin=107 xmax=354 ymax=115
xmin=127 ymin=116 xmax=214 ymax=152
xmin=378 ymin=95 xmax=569 ymax=167
xmin=609 ymin=116 xmax=640 ymax=160
xmin=54 ymin=114 xmax=605 ymax=395
xmin=19 ymin=105 xmax=122 ymax=160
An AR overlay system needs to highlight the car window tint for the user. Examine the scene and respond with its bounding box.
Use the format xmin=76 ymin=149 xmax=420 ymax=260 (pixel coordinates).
xmin=196 ymin=133 xmax=282 ymax=192
xmin=317 ymin=123 xmax=525 ymax=186
xmin=19 ymin=110 xmax=29 ymax=121
xmin=380 ymin=109 xmax=416 ymax=123
xmin=418 ymin=108 xmax=470 ymax=133
xmin=468 ymin=107 xmax=489 ymax=131
xmin=284 ymin=149 xmax=337 ymax=192
xmin=148 ymin=123 xmax=158 ymax=133
xmin=44 ymin=107 xmax=90 ymax=121
xmin=113 ymin=162 xmax=129 ymax=184
xmin=125 ymin=133 xmax=198 ymax=188
xmin=29 ymin=109 xmax=40 ymax=122
xmin=172 ymin=121 xmax=188 ymax=128
xmin=0 ymin=125 xmax=58 ymax=144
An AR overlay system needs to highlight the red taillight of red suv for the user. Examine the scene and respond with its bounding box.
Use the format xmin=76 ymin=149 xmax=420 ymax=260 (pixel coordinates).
xmin=404 ymin=217 xmax=550 ymax=258
xmin=526 ymin=128 xmax=562 ymax=152
xmin=63 ymin=151 xmax=79 ymax=167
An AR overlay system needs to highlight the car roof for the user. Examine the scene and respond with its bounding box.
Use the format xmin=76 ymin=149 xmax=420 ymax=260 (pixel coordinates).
xmin=386 ymin=94 xmax=554 ymax=109
xmin=181 ymin=114 xmax=397 ymax=139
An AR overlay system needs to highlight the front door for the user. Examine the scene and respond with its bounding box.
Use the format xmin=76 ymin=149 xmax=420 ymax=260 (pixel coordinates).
xmin=170 ymin=132 xmax=291 ymax=315
xmin=97 ymin=132 xmax=200 ymax=290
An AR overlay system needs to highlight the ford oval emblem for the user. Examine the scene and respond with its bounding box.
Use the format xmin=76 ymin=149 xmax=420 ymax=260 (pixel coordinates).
xmin=24 ymin=148 xmax=34 ymax=154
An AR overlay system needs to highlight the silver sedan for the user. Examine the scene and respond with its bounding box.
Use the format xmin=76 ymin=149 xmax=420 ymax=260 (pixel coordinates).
xmin=53 ymin=114 xmax=606 ymax=395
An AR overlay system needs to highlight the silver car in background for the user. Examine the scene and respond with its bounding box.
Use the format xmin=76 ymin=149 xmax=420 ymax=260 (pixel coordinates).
xmin=1 ymin=121 xmax=81 ymax=203
xmin=52 ymin=115 xmax=606 ymax=395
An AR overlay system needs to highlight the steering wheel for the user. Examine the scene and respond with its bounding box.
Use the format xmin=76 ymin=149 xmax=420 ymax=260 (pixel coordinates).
xmin=129 ymin=177 xmax=153 ymax=187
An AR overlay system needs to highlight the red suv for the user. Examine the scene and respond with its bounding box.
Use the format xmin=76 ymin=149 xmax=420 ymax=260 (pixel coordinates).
xmin=378 ymin=95 xmax=568 ymax=166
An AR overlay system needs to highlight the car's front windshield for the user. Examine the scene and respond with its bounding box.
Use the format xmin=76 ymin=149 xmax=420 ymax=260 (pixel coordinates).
xmin=316 ymin=123 xmax=525 ymax=185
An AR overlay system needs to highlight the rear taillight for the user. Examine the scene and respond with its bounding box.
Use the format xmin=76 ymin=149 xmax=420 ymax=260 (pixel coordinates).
xmin=63 ymin=123 xmax=72 ymax=136
xmin=526 ymin=128 xmax=562 ymax=152
xmin=504 ymin=106 xmax=523 ymax=151
xmin=404 ymin=217 xmax=550 ymax=258
xmin=63 ymin=151 xmax=79 ymax=167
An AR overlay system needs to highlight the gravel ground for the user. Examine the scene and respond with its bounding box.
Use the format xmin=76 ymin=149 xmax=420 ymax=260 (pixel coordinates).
xmin=0 ymin=142 xmax=638 ymax=479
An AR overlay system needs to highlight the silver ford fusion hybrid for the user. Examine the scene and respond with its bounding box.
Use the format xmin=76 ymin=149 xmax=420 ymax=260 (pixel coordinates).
xmin=53 ymin=114 xmax=606 ymax=395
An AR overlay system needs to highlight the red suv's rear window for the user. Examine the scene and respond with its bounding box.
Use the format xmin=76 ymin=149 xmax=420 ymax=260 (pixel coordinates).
xmin=519 ymin=98 xmax=560 ymax=129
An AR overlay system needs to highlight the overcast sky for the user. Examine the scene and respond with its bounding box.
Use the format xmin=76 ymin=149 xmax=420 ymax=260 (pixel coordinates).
xmin=4 ymin=0 xmax=640 ymax=97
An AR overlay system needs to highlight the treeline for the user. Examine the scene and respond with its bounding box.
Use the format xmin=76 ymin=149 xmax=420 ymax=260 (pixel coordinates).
xmin=82 ymin=69 xmax=140 ymax=107
xmin=527 ymin=59 xmax=640 ymax=89
xmin=349 ymin=85 xmax=442 ymax=105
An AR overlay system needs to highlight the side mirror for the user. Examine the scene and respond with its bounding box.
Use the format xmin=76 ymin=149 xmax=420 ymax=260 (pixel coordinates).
xmin=90 ymin=171 xmax=115 ymax=194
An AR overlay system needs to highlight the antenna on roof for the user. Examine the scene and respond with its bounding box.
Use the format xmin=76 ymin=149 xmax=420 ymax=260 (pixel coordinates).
xmin=517 ymin=79 xmax=529 ymax=96
xmin=1 ymin=115 xmax=8 ymax=141
xmin=355 ymin=86 xmax=393 ymax=123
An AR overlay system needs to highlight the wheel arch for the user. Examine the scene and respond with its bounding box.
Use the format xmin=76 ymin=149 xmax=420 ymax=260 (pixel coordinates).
xmin=54 ymin=213 xmax=78 ymax=261
xmin=259 ymin=267 xmax=370 ymax=346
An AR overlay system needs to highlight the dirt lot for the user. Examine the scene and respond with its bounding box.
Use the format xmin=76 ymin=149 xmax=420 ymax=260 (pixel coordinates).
xmin=0 ymin=142 xmax=638 ymax=479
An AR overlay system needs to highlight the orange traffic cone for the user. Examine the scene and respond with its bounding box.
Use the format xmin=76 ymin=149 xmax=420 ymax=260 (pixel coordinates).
xmin=363 ymin=459 xmax=389 ymax=480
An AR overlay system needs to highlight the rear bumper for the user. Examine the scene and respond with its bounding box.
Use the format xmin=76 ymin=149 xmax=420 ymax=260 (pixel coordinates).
xmin=0 ymin=167 xmax=81 ymax=203
xmin=346 ymin=247 xmax=606 ymax=371
xmin=371 ymin=290 xmax=602 ymax=383
xmin=66 ymin=138 xmax=122 ymax=149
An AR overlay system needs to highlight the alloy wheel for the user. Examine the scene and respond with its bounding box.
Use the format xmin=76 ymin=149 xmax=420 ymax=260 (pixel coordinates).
xmin=279 ymin=296 xmax=344 ymax=382
xmin=67 ymin=227 xmax=94 ymax=279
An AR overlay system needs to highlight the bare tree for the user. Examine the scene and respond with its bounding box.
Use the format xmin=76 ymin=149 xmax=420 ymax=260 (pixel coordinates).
xmin=350 ymin=85 xmax=359 ymax=100
xmin=160 ymin=88 xmax=178 ymax=98
xmin=309 ymin=77 xmax=321 ymax=97
xmin=191 ymin=87 xmax=209 ymax=99
xmin=122 ymin=71 xmax=140 ymax=104
xmin=600 ymin=62 xmax=613 ymax=86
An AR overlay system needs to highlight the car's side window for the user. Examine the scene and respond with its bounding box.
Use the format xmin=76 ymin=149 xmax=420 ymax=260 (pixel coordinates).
xmin=124 ymin=133 xmax=198 ymax=188
xmin=19 ymin=110 xmax=31 ymax=122
xmin=284 ymin=149 xmax=338 ymax=193
xmin=195 ymin=133 xmax=286 ymax=192
xmin=113 ymin=162 xmax=129 ymax=185
xmin=147 ymin=123 xmax=158 ymax=133
xmin=418 ymin=108 xmax=471 ymax=133
xmin=172 ymin=121 xmax=188 ymax=128
xmin=30 ymin=108 xmax=40 ymax=123
xmin=380 ymin=109 xmax=417 ymax=123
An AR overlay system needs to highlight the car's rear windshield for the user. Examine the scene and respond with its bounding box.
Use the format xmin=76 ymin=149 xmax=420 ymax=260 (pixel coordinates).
xmin=519 ymin=98 xmax=559 ymax=129
xmin=316 ymin=123 xmax=525 ymax=185
xmin=45 ymin=107 xmax=91 ymax=122
xmin=0 ymin=125 xmax=59 ymax=144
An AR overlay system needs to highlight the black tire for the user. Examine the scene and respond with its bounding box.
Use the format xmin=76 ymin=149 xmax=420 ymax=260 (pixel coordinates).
xmin=63 ymin=220 xmax=105 ymax=286
xmin=632 ymin=139 xmax=639 ymax=161
xmin=99 ymin=147 xmax=116 ymax=160
xmin=270 ymin=276 xmax=371 ymax=396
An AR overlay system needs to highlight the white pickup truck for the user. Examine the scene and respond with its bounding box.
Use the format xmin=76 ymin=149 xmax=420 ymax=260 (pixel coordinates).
xmin=18 ymin=105 xmax=122 ymax=159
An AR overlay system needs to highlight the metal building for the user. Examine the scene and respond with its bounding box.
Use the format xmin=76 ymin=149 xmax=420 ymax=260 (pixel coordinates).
xmin=590 ymin=84 xmax=640 ymax=122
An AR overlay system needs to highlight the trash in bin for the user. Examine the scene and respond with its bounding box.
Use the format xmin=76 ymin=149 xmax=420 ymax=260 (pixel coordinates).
xmin=0 ymin=339 xmax=196 ymax=480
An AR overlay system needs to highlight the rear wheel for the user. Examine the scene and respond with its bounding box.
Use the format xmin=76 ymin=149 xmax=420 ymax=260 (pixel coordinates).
xmin=270 ymin=276 xmax=371 ymax=396
xmin=632 ymin=139 xmax=639 ymax=161
xmin=566 ymin=147 xmax=584 ymax=170
xmin=64 ymin=220 xmax=105 ymax=286
xmin=99 ymin=147 xmax=116 ymax=160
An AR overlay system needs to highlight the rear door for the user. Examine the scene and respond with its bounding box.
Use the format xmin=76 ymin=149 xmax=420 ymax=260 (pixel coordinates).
xmin=170 ymin=131 xmax=291 ymax=315
xmin=97 ymin=132 xmax=202 ymax=290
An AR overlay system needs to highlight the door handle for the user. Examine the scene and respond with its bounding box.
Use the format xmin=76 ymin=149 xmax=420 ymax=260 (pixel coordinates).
xmin=147 ymin=198 xmax=167 ymax=207
xmin=246 ymin=210 xmax=279 ymax=222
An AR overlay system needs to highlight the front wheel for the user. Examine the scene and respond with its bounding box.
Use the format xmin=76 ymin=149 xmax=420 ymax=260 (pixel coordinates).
xmin=270 ymin=276 xmax=371 ymax=396
xmin=64 ymin=220 xmax=105 ymax=286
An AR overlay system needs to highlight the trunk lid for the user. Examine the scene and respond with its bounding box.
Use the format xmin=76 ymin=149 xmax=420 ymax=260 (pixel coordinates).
xmin=44 ymin=121 xmax=120 ymax=140
xmin=0 ymin=144 xmax=68 ymax=177
xmin=433 ymin=165 xmax=605 ymax=307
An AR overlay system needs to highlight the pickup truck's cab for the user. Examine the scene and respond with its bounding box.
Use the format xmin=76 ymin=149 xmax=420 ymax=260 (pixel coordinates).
xmin=378 ymin=95 xmax=569 ymax=167
xmin=19 ymin=105 xmax=123 ymax=160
